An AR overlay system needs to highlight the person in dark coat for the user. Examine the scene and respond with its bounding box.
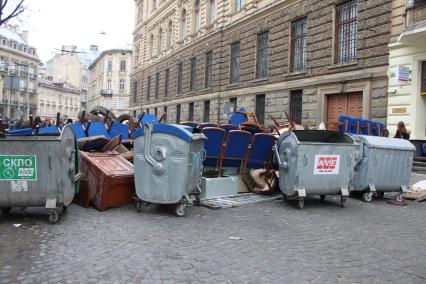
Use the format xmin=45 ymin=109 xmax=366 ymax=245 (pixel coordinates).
xmin=394 ymin=121 xmax=410 ymax=140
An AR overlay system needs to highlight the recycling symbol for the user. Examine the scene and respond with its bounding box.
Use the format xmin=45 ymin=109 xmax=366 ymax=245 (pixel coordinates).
xmin=3 ymin=167 xmax=15 ymax=179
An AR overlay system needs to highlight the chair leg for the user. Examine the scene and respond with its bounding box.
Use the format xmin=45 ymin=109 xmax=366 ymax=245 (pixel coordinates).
xmin=218 ymin=159 xmax=223 ymax=177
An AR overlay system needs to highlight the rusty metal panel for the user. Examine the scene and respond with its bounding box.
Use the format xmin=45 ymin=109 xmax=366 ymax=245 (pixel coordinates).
xmin=78 ymin=151 xmax=134 ymax=211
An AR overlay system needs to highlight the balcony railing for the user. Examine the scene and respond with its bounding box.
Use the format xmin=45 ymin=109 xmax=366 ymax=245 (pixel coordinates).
xmin=100 ymin=89 xmax=113 ymax=96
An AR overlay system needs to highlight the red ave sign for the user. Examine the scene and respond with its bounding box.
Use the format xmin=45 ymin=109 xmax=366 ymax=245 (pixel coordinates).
xmin=313 ymin=155 xmax=340 ymax=175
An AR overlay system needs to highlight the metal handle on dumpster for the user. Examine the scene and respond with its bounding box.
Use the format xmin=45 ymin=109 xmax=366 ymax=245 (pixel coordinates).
xmin=347 ymin=154 xmax=352 ymax=167
xmin=303 ymin=154 xmax=308 ymax=166
xmin=273 ymin=146 xmax=288 ymax=171
xmin=74 ymin=172 xmax=82 ymax=182
xmin=144 ymin=124 xmax=165 ymax=175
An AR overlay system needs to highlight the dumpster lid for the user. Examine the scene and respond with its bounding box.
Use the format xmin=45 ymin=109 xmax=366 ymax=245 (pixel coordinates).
xmin=355 ymin=135 xmax=416 ymax=151
xmin=279 ymin=130 xmax=355 ymax=145
xmin=134 ymin=124 xmax=205 ymax=142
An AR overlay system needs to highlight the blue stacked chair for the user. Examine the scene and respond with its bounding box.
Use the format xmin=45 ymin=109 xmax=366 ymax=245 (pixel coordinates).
xmin=201 ymin=127 xmax=226 ymax=169
xmin=217 ymin=130 xmax=252 ymax=176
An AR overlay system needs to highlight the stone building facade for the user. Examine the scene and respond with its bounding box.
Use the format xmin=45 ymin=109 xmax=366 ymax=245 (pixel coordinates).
xmin=386 ymin=0 xmax=426 ymax=139
xmin=37 ymin=79 xmax=81 ymax=122
xmin=131 ymin=0 xmax=392 ymax=127
xmin=0 ymin=24 xmax=40 ymax=120
xmin=88 ymin=49 xmax=132 ymax=116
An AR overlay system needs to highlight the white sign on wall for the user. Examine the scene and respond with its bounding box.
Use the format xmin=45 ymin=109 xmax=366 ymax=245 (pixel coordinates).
xmin=395 ymin=66 xmax=410 ymax=83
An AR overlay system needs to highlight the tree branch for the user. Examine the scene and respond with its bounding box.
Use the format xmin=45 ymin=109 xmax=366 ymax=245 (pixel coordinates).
xmin=0 ymin=0 xmax=25 ymax=25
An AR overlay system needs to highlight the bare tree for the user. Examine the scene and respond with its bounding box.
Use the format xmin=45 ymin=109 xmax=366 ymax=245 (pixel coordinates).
xmin=0 ymin=0 xmax=26 ymax=26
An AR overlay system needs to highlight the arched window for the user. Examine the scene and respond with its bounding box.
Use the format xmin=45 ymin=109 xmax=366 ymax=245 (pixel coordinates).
xmin=158 ymin=28 xmax=163 ymax=53
xmin=209 ymin=0 xmax=216 ymax=25
xmin=194 ymin=0 xmax=200 ymax=32
xmin=180 ymin=9 xmax=187 ymax=40
xmin=167 ymin=20 xmax=173 ymax=48
xmin=149 ymin=34 xmax=154 ymax=58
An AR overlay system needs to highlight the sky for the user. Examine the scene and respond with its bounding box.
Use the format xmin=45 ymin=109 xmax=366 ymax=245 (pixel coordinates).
xmin=15 ymin=0 xmax=135 ymax=63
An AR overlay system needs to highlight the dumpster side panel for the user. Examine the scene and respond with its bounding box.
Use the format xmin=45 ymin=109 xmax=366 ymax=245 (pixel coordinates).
xmin=295 ymin=144 xmax=356 ymax=194
xmin=60 ymin=126 xmax=79 ymax=206
xmin=134 ymin=133 xmax=189 ymax=204
xmin=277 ymin=132 xmax=357 ymax=197
xmin=185 ymin=137 xmax=205 ymax=195
xmin=0 ymin=140 xmax=56 ymax=207
xmin=354 ymin=146 xmax=414 ymax=191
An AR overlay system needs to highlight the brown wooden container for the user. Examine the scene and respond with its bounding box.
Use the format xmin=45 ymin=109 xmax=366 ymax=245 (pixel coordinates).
xmin=78 ymin=151 xmax=135 ymax=211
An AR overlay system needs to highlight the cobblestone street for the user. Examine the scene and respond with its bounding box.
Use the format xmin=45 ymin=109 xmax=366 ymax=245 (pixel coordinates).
xmin=0 ymin=174 xmax=425 ymax=283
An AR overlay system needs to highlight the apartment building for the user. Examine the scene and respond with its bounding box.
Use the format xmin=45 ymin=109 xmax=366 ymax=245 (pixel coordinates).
xmin=387 ymin=0 xmax=426 ymax=139
xmin=0 ymin=24 xmax=40 ymax=120
xmin=88 ymin=49 xmax=132 ymax=116
xmin=43 ymin=45 xmax=99 ymax=110
xmin=37 ymin=79 xmax=81 ymax=122
xmin=131 ymin=0 xmax=392 ymax=128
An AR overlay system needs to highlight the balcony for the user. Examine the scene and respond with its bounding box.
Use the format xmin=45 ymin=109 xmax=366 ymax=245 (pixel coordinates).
xmin=9 ymin=69 xmax=17 ymax=75
xmin=406 ymin=0 xmax=426 ymax=29
xmin=100 ymin=89 xmax=113 ymax=96
xmin=20 ymin=71 xmax=28 ymax=77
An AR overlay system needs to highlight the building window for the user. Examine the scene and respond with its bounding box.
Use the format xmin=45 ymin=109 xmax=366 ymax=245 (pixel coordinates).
xmin=155 ymin=73 xmax=160 ymax=99
xmin=120 ymin=60 xmax=126 ymax=71
xmin=163 ymin=106 xmax=168 ymax=122
xmin=154 ymin=107 xmax=158 ymax=117
xmin=336 ymin=0 xmax=358 ymax=64
xmin=158 ymin=28 xmax=163 ymax=53
xmin=147 ymin=76 xmax=152 ymax=100
xmin=118 ymin=98 xmax=124 ymax=109
xmin=107 ymin=79 xmax=112 ymax=90
xmin=204 ymin=100 xmax=210 ymax=122
xmin=165 ymin=69 xmax=170 ymax=97
xmin=149 ymin=34 xmax=154 ymax=58
xmin=152 ymin=0 xmax=156 ymax=11
xmin=205 ymin=51 xmax=213 ymax=88
xmin=229 ymin=97 xmax=237 ymax=113
xmin=119 ymin=79 xmax=125 ymax=90
xmin=177 ymin=63 xmax=183 ymax=94
xmin=421 ymin=61 xmax=426 ymax=95
xmin=209 ymin=0 xmax=216 ymax=25
xmin=291 ymin=17 xmax=307 ymax=72
xmin=133 ymin=81 xmax=138 ymax=103
xmin=194 ymin=0 xmax=201 ymax=32
xmin=190 ymin=57 xmax=197 ymax=91
xmin=256 ymin=31 xmax=269 ymax=79
xmin=235 ymin=0 xmax=244 ymax=12
xmin=180 ymin=9 xmax=187 ymax=40
xmin=255 ymin=94 xmax=265 ymax=125
xmin=290 ymin=90 xmax=303 ymax=125
xmin=230 ymin=42 xmax=240 ymax=84
xmin=188 ymin=102 xmax=194 ymax=121
xmin=176 ymin=104 xmax=181 ymax=123
xmin=107 ymin=60 xmax=112 ymax=72
xmin=167 ymin=20 xmax=173 ymax=48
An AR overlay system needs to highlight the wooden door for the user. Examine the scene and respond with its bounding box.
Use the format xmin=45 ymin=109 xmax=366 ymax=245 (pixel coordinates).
xmin=326 ymin=92 xmax=362 ymax=130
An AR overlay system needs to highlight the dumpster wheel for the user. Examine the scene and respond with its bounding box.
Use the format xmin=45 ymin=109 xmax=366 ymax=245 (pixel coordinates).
xmin=363 ymin=192 xmax=373 ymax=202
xmin=320 ymin=195 xmax=326 ymax=201
xmin=396 ymin=193 xmax=404 ymax=202
xmin=174 ymin=203 xmax=187 ymax=217
xmin=376 ymin=192 xmax=385 ymax=199
xmin=340 ymin=196 xmax=347 ymax=208
xmin=135 ymin=200 xmax=150 ymax=212
xmin=1 ymin=207 xmax=12 ymax=214
xmin=48 ymin=210 xmax=59 ymax=224
xmin=297 ymin=199 xmax=304 ymax=210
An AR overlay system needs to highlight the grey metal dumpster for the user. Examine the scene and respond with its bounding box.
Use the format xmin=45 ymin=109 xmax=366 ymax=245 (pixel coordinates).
xmin=352 ymin=135 xmax=415 ymax=202
xmin=274 ymin=130 xmax=358 ymax=209
xmin=0 ymin=125 xmax=80 ymax=223
xmin=133 ymin=124 xmax=206 ymax=216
